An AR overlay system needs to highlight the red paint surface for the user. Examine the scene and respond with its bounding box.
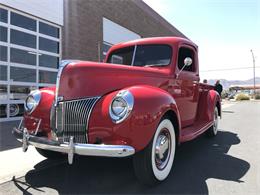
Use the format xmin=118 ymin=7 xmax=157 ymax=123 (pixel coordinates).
xmin=24 ymin=87 xmax=55 ymax=135
xmin=24 ymin=37 xmax=221 ymax=152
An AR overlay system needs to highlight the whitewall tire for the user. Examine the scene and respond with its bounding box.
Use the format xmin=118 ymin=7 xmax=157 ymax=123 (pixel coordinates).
xmin=133 ymin=118 xmax=176 ymax=185
xmin=207 ymin=107 xmax=219 ymax=137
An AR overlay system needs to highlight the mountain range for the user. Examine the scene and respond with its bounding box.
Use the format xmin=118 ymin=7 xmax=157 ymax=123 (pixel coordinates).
xmin=208 ymin=77 xmax=260 ymax=89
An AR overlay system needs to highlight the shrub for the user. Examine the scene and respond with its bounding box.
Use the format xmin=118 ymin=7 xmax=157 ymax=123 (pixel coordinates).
xmin=235 ymin=93 xmax=250 ymax=101
xmin=255 ymin=94 xmax=260 ymax=100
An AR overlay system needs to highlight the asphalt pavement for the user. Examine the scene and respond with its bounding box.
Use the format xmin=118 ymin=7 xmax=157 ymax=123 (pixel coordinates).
xmin=0 ymin=121 xmax=20 ymax=151
xmin=0 ymin=101 xmax=259 ymax=194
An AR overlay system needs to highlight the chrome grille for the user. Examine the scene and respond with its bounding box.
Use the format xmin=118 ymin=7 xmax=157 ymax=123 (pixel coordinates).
xmin=56 ymin=97 xmax=100 ymax=143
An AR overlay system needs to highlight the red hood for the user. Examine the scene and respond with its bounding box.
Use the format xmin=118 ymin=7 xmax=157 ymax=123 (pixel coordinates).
xmin=58 ymin=61 xmax=171 ymax=100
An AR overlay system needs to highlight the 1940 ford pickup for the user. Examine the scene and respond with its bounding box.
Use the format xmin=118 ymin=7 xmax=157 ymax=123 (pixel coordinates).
xmin=13 ymin=37 xmax=221 ymax=185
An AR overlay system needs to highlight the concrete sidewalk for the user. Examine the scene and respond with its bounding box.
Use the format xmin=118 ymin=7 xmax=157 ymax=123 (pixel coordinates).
xmin=0 ymin=147 xmax=46 ymax=184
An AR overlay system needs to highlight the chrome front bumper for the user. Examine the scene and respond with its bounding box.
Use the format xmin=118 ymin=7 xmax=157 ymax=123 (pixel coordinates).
xmin=13 ymin=127 xmax=135 ymax=165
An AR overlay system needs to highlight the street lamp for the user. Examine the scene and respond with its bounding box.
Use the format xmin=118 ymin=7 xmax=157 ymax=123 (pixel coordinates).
xmin=250 ymin=49 xmax=256 ymax=97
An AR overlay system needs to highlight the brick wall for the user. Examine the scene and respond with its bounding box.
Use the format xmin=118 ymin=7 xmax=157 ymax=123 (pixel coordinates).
xmin=62 ymin=0 xmax=187 ymax=61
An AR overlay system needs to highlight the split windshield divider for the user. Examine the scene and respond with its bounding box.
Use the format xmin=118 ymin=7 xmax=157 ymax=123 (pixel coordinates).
xmin=131 ymin=45 xmax=137 ymax=66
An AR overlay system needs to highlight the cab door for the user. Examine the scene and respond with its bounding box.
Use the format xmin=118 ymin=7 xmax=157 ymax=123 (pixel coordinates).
xmin=174 ymin=45 xmax=200 ymax=127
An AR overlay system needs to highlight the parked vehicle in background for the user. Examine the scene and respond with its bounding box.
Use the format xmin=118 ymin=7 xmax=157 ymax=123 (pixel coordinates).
xmin=228 ymin=91 xmax=237 ymax=100
xmin=13 ymin=37 xmax=221 ymax=185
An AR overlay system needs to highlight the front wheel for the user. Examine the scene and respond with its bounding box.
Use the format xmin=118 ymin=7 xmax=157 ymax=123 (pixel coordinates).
xmin=133 ymin=118 xmax=176 ymax=185
xmin=206 ymin=107 xmax=219 ymax=137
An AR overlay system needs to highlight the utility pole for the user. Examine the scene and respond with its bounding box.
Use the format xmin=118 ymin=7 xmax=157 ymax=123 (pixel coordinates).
xmin=250 ymin=49 xmax=256 ymax=96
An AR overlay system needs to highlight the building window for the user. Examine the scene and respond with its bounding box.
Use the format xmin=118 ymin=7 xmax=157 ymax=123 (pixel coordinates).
xmin=11 ymin=12 xmax=36 ymax=31
xmin=39 ymin=70 xmax=57 ymax=84
xmin=11 ymin=29 xmax=36 ymax=48
xmin=39 ymin=54 xmax=59 ymax=68
xmin=10 ymin=48 xmax=37 ymax=65
xmin=0 ymin=6 xmax=61 ymax=120
xmin=10 ymin=85 xmax=34 ymax=100
xmin=39 ymin=37 xmax=59 ymax=53
xmin=0 ymin=46 xmax=7 ymax=61
xmin=0 ymin=26 xmax=7 ymax=42
xmin=0 ymin=8 xmax=8 ymax=23
xmin=0 ymin=65 xmax=7 ymax=80
xmin=39 ymin=22 xmax=59 ymax=38
xmin=0 ymin=85 xmax=8 ymax=101
xmin=10 ymin=67 xmax=36 ymax=82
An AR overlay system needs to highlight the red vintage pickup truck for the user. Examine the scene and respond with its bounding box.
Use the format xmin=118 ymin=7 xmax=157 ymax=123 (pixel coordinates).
xmin=13 ymin=37 xmax=221 ymax=185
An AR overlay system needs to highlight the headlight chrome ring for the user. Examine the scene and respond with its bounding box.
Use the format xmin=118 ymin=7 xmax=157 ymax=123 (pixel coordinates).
xmin=24 ymin=90 xmax=41 ymax=114
xmin=109 ymin=90 xmax=134 ymax=124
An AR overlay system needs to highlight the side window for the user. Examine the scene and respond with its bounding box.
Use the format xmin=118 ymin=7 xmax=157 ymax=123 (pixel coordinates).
xmin=178 ymin=47 xmax=195 ymax=72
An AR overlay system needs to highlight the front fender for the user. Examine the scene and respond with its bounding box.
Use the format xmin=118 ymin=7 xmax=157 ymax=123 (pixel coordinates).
xmin=88 ymin=85 xmax=180 ymax=152
xmin=24 ymin=87 xmax=55 ymax=134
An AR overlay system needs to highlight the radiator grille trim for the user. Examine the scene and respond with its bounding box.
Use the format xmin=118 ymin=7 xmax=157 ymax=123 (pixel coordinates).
xmin=55 ymin=97 xmax=100 ymax=144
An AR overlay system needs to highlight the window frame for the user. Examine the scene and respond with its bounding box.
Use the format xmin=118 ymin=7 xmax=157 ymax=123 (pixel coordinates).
xmin=107 ymin=44 xmax=173 ymax=67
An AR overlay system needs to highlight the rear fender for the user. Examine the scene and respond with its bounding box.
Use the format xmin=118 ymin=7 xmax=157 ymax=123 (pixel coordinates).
xmin=207 ymin=90 xmax=221 ymax=121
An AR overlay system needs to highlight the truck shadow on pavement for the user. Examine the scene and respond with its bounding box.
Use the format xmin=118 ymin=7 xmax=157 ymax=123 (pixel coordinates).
xmin=15 ymin=130 xmax=250 ymax=194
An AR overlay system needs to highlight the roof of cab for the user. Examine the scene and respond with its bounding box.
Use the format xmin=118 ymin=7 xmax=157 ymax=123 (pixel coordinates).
xmin=110 ymin=37 xmax=198 ymax=51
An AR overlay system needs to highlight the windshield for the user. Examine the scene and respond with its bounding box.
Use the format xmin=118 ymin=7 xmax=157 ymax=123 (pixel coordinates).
xmin=107 ymin=44 xmax=172 ymax=67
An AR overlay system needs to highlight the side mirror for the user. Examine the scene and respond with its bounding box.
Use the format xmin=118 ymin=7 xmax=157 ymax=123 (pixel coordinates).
xmin=184 ymin=57 xmax=192 ymax=66
xmin=176 ymin=57 xmax=193 ymax=79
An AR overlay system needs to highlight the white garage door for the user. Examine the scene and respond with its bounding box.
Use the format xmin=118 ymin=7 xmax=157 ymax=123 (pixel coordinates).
xmin=102 ymin=18 xmax=141 ymax=60
xmin=103 ymin=17 xmax=141 ymax=45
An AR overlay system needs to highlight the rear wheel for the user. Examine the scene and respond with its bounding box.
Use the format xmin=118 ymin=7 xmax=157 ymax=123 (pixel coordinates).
xmin=36 ymin=148 xmax=65 ymax=159
xmin=133 ymin=118 xmax=176 ymax=185
xmin=206 ymin=107 xmax=219 ymax=137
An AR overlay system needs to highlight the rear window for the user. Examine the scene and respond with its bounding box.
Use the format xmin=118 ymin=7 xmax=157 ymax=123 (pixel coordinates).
xmin=107 ymin=44 xmax=172 ymax=67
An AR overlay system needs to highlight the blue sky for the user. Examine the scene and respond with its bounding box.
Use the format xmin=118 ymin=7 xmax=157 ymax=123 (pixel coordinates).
xmin=143 ymin=0 xmax=260 ymax=80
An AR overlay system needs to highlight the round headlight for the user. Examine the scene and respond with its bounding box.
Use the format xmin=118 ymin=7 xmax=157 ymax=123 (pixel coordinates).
xmin=111 ymin=98 xmax=127 ymax=116
xmin=109 ymin=90 xmax=134 ymax=124
xmin=24 ymin=90 xmax=41 ymax=114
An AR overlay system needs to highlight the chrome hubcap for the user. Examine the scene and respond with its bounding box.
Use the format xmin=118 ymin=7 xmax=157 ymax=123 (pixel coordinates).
xmin=155 ymin=129 xmax=171 ymax=170
xmin=9 ymin=104 xmax=19 ymax=117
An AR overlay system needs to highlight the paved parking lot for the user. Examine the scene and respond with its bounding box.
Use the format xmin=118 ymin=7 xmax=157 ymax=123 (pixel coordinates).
xmin=0 ymin=121 xmax=20 ymax=152
xmin=0 ymin=101 xmax=259 ymax=194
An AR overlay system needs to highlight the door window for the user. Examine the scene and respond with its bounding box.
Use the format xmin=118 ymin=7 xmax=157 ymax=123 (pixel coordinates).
xmin=178 ymin=47 xmax=195 ymax=72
